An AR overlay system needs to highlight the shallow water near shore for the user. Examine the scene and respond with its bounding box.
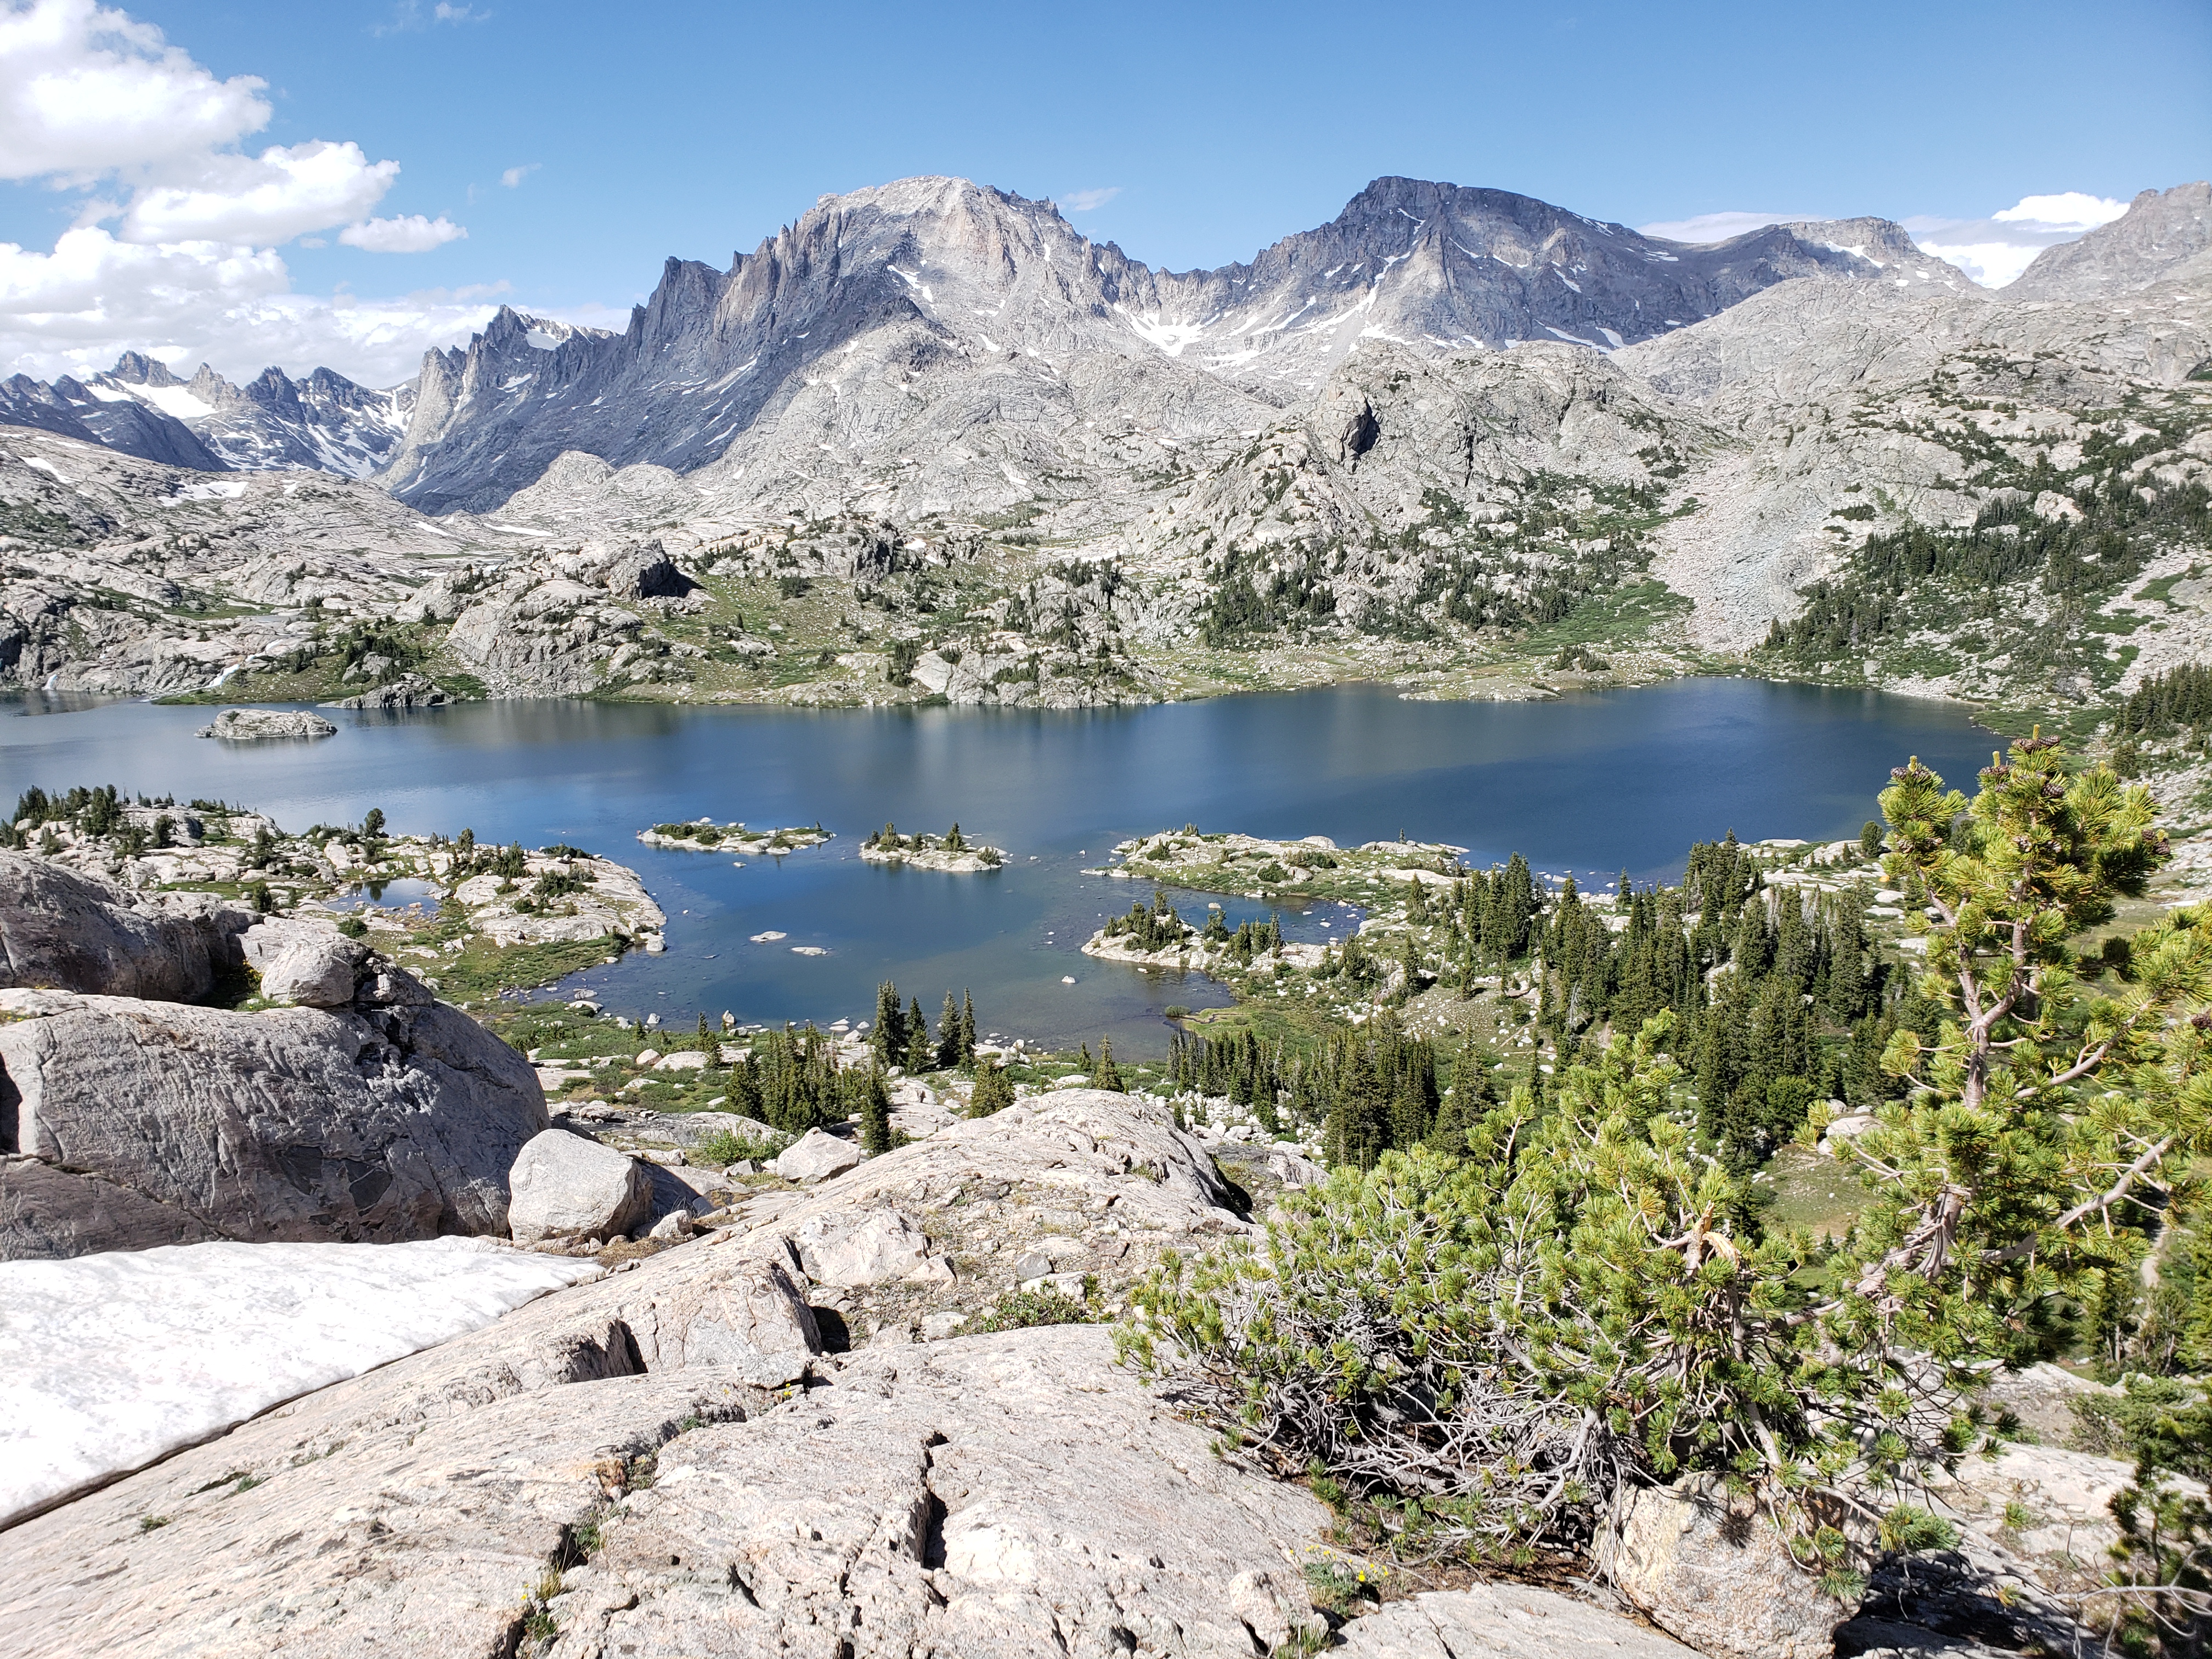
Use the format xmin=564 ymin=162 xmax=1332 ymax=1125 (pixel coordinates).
xmin=0 ymin=680 xmax=1993 ymax=1055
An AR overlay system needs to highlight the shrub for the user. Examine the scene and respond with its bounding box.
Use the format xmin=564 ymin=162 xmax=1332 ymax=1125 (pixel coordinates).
xmin=973 ymin=1286 xmax=1092 ymax=1333
xmin=692 ymin=1127 xmax=789 ymax=1168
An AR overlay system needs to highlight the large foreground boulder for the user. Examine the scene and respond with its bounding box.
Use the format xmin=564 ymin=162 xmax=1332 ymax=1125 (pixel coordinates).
xmin=771 ymin=1124 xmax=864 ymax=1182
xmin=508 ymin=1128 xmax=653 ymax=1245
xmin=0 ymin=970 xmax=547 ymax=1260
xmin=0 ymin=851 xmax=250 ymax=1003
xmin=1601 ymin=1475 xmax=1860 ymax=1659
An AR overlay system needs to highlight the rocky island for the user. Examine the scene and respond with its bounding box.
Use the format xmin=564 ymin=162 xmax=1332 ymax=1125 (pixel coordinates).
xmin=635 ymin=817 xmax=832 ymax=855
xmin=193 ymin=708 xmax=335 ymax=741
xmin=860 ymin=820 xmax=1006 ymax=871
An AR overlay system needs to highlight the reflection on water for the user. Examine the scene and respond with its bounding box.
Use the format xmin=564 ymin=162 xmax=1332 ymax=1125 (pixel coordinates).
xmin=0 ymin=681 xmax=1993 ymax=1054
xmin=322 ymin=877 xmax=440 ymax=912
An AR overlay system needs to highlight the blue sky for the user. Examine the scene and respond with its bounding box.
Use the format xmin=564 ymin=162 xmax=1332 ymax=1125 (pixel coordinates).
xmin=2 ymin=0 xmax=2207 ymax=385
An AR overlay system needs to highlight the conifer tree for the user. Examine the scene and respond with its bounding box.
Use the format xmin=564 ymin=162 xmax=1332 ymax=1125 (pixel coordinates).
xmin=871 ymin=980 xmax=906 ymax=1062
xmin=860 ymin=1062 xmax=895 ymax=1154
xmin=937 ymin=991 xmax=962 ymax=1070
xmin=968 ymin=1059 xmax=1014 ymax=1116
xmin=959 ymin=990 xmax=977 ymax=1065
xmin=905 ymin=997 xmax=932 ymax=1072
xmin=1093 ymin=1037 xmax=1124 ymax=1091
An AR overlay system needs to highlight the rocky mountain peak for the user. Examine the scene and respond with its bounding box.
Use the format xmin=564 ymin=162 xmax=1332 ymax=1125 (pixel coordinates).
xmin=2006 ymin=180 xmax=2212 ymax=301
xmin=106 ymin=351 xmax=184 ymax=388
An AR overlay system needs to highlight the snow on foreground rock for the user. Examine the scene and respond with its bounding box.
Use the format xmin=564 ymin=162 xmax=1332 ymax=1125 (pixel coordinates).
xmin=0 ymin=1238 xmax=602 ymax=1528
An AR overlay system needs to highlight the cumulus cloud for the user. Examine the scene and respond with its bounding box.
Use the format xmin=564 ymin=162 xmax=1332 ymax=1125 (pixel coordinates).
xmin=499 ymin=162 xmax=538 ymax=188
xmin=339 ymin=213 xmax=466 ymax=253
xmin=0 ymin=0 xmax=268 ymax=180
xmin=117 ymin=140 xmax=399 ymax=244
xmin=1635 ymin=210 xmax=1810 ymax=244
xmin=0 ymin=1 xmax=484 ymax=383
xmin=1059 ymin=186 xmax=1122 ymax=213
xmin=0 ymin=226 xmax=503 ymax=383
xmin=1906 ymin=191 xmax=2128 ymax=287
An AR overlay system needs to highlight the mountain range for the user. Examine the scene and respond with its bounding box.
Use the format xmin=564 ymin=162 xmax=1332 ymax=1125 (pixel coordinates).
xmin=0 ymin=173 xmax=2207 ymax=748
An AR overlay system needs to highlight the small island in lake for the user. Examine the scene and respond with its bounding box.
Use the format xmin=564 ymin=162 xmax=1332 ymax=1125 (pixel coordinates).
xmin=1093 ymin=826 xmax=1466 ymax=900
xmin=196 ymin=708 xmax=336 ymax=741
xmin=860 ymin=820 xmax=1005 ymax=872
xmin=637 ymin=819 xmax=833 ymax=854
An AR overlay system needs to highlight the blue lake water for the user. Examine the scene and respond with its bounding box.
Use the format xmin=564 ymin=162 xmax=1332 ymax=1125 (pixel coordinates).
xmin=0 ymin=680 xmax=1994 ymax=1054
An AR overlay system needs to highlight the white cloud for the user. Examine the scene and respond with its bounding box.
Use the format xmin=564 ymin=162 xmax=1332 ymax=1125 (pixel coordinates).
xmin=0 ymin=226 xmax=503 ymax=383
xmin=0 ymin=1 xmax=488 ymax=385
xmin=1059 ymin=186 xmax=1122 ymax=213
xmin=117 ymin=140 xmax=399 ymax=244
xmin=1635 ymin=210 xmax=1812 ymax=244
xmin=374 ymin=0 xmax=489 ymax=31
xmin=2 ymin=2 xmax=460 ymax=254
xmin=0 ymin=0 xmax=268 ymax=180
xmin=339 ymin=213 xmax=466 ymax=253
xmin=499 ymin=162 xmax=538 ymax=188
xmin=1906 ymin=191 xmax=2129 ymax=287
xmin=1993 ymin=192 xmax=2129 ymax=233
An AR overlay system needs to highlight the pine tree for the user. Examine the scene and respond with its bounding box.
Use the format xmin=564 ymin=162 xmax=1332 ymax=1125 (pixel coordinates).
xmin=905 ymin=997 xmax=932 ymax=1072
xmin=872 ymin=980 xmax=906 ymax=1062
xmin=958 ymin=990 xmax=977 ymax=1065
xmin=860 ymin=1063 xmax=894 ymax=1154
xmin=1093 ymin=1037 xmax=1124 ymax=1091
xmin=968 ymin=1059 xmax=1014 ymax=1117
xmin=937 ymin=991 xmax=962 ymax=1070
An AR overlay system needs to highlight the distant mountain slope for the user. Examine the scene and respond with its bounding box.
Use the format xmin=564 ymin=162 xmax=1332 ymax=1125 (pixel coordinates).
xmin=0 ymin=371 xmax=224 ymax=470
xmin=95 ymin=354 xmax=416 ymax=477
xmin=2006 ymin=182 xmax=2212 ymax=302
xmin=0 ymin=353 xmax=417 ymax=479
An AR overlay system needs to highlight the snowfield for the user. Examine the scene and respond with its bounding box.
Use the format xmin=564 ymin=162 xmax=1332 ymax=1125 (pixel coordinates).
xmin=0 ymin=1238 xmax=602 ymax=1528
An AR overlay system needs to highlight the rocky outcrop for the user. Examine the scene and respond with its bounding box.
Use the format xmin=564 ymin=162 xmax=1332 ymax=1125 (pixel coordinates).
xmin=508 ymin=1128 xmax=654 ymax=1245
xmin=1601 ymin=1475 xmax=1859 ymax=1659
xmin=194 ymin=707 xmax=336 ymax=740
xmin=0 ymin=1083 xmax=2021 ymax=1657
xmin=0 ymin=968 xmax=546 ymax=1260
xmin=0 ymin=1235 xmax=1701 ymax=1659
xmin=320 ymin=671 xmax=453 ymax=710
xmin=719 ymin=1087 xmax=1247 ymax=1345
xmin=0 ymin=852 xmax=251 ymax=1003
xmin=396 ymin=537 xmax=699 ymax=696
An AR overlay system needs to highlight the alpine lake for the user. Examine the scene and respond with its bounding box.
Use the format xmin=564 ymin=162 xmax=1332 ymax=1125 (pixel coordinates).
xmin=0 ymin=679 xmax=1996 ymax=1057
